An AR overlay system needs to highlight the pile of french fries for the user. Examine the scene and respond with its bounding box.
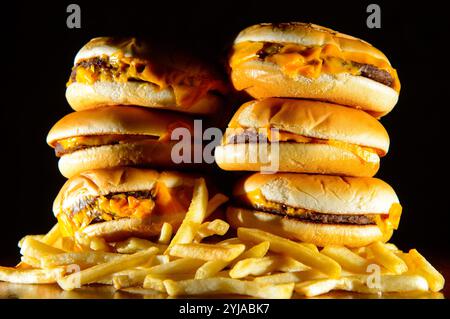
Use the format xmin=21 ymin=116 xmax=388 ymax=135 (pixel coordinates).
xmin=0 ymin=178 xmax=445 ymax=298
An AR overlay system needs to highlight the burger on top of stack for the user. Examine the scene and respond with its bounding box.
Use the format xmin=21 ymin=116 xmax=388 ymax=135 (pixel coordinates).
xmin=216 ymin=22 xmax=403 ymax=248
xmin=47 ymin=37 xmax=229 ymax=239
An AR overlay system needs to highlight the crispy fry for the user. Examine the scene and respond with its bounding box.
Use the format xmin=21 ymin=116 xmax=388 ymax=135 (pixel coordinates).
xmin=368 ymin=241 xmax=408 ymax=274
xmin=89 ymin=237 xmax=111 ymax=252
xmin=42 ymin=224 xmax=61 ymax=246
xmin=57 ymin=247 xmax=158 ymax=291
xmin=295 ymin=278 xmax=341 ymax=297
xmin=18 ymin=235 xmax=45 ymax=248
xmin=0 ymin=266 xmax=66 ymax=284
xmin=205 ymin=193 xmax=229 ymax=218
xmin=158 ymin=223 xmax=173 ymax=245
xmin=321 ymin=245 xmax=369 ymax=273
xmin=164 ymin=278 xmax=294 ymax=299
xmin=230 ymin=256 xmax=309 ymax=279
xmin=166 ymin=178 xmax=208 ymax=253
xmin=406 ymin=249 xmax=445 ymax=292
xmin=20 ymin=256 xmax=42 ymax=269
xmin=254 ymin=270 xmax=325 ymax=285
xmin=194 ymin=219 xmax=230 ymax=242
xmin=20 ymin=237 xmax=64 ymax=259
xmin=115 ymin=238 xmax=167 ymax=254
xmin=41 ymin=251 xmax=123 ymax=268
xmin=238 ymin=228 xmax=341 ymax=278
xmin=195 ymin=260 xmax=229 ymax=279
xmin=169 ymin=243 xmax=245 ymax=262
xmin=147 ymin=258 xmax=205 ymax=276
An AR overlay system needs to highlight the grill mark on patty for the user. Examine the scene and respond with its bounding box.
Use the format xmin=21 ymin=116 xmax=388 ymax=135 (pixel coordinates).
xmin=253 ymin=205 xmax=377 ymax=225
xmin=256 ymin=43 xmax=394 ymax=87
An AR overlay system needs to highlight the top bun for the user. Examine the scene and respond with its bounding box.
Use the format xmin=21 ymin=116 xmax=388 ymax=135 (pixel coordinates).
xmin=235 ymin=22 xmax=390 ymax=65
xmin=234 ymin=173 xmax=399 ymax=215
xmin=228 ymin=98 xmax=389 ymax=154
xmin=46 ymin=106 xmax=193 ymax=146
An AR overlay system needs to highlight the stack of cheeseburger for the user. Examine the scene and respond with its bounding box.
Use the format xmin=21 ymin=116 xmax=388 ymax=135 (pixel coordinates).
xmin=46 ymin=37 xmax=229 ymax=241
xmin=0 ymin=27 xmax=444 ymax=299
xmin=215 ymin=23 xmax=444 ymax=295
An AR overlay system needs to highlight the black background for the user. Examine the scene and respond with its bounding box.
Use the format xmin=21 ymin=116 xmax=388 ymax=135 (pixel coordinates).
xmin=4 ymin=0 xmax=449 ymax=265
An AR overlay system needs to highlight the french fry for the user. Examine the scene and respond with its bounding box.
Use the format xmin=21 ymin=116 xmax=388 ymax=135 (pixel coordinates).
xmin=301 ymin=243 xmax=319 ymax=253
xmin=57 ymin=247 xmax=158 ymax=291
xmin=205 ymin=193 xmax=229 ymax=218
xmin=169 ymin=243 xmax=245 ymax=262
xmin=20 ymin=256 xmax=42 ymax=269
xmin=158 ymin=223 xmax=173 ymax=245
xmin=295 ymin=278 xmax=341 ymax=297
xmin=368 ymin=241 xmax=408 ymax=274
xmin=0 ymin=266 xmax=66 ymax=284
xmin=115 ymin=238 xmax=167 ymax=254
xmin=18 ymin=235 xmax=45 ymax=248
xmin=321 ymin=246 xmax=369 ymax=273
xmin=195 ymin=260 xmax=229 ymax=279
xmin=230 ymin=256 xmax=309 ymax=279
xmin=166 ymin=178 xmax=208 ymax=252
xmin=238 ymin=228 xmax=341 ymax=278
xmin=384 ymin=243 xmax=399 ymax=252
xmin=20 ymin=237 xmax=64 ymax=259
xmin=194 ymin=219 xmax=230 ymax=242
xmin=230 ymin=241 xmax=270 ymax=267
xmin=147 ymin=258 xmax=205 ymax=275
xmin=341 ymin=275 xmax=429 ymax=294
xmin=152 ymin=255 xmax=170 ymax=266
xmin=42 ymin=224 xmax=61 ymax=246
xmin=143 ymin=277 xmax=166 ymax=292
xmin=254 ymin=270 xmax=325 ymax=285
xmin=41 ymin=251 xmax=123 ymax=268
xmin=164 ymin=278 xmax=294 ymax=299
xmin=406 ymin=249 xmax=445 ymax=292
xmin=89 ymin=237 xmax=111 ymax=252
xmin=217 ymin=238 xmax=244 ymax=246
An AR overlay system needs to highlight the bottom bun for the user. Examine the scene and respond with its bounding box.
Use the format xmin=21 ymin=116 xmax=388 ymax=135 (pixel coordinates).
xmin=226 ymin=207 xmax=392 ymax=248
xmin=82 ymin=211 xmax=186 ymax=242
xmin=215 ymin=143 xmax=379 ymax=177
xmin=58 ymin=140 xmax=192 ymax=178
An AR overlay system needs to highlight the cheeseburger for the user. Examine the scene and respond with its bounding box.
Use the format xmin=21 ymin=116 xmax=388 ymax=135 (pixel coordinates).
xmin=53 ymin=167 xmax=196 ymax=241
xmin=229 ymin=23 xmax=400 ymax=117
xmin=215 ymin=98 xmax=389 ymax=177
xmin=47 ymin=106 xmax=195 ymax=178
xmin=227 ymin=173 xmax=402 ymax=247
xmin=66 ymin=37 xmax=228 ymax=115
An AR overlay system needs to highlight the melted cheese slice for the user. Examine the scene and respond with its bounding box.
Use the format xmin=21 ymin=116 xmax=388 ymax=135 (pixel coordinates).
xmin=231 ymin=42 xmax=400 ymax=92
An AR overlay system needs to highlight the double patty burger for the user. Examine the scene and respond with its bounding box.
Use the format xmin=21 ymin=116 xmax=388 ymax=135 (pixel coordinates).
xmin=66 ymin=37 xmax=228 ymax=115
xmin=227 ymin=173 xmax=402 ymax=247
xmin=229 ymin=23 xmax=400 ymax=117
xmin=47 ymin=106 xmax=195 ymax=178
xmin=215 ymin=98 xmax=389 ymax=177
xmin=53 ymin=167 xmax=196 ymax=241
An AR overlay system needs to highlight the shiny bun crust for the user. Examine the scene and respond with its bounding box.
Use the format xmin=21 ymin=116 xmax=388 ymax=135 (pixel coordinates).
xmin=65 ymin=82 xmax=222 ymax=115
xmin=235 ymin=23 xmax=390 ymax=63
xmin=47 ymin=106 xmax=193 ymax=146
xmin=228 ymin=98 xmax=389 ymax=153
xmin=230 ymin=60 xmax=398 ymax=117
xmin=57 ymin=140 xmax=189 ymax=178
xmin=214 ymin=143 xmax=379 ymax=177
xmin=226 ymin=207 xmax=391 ymax=247
xmin=53 ymin=167 xmax=160 ymax=216
xmin=233 ymin=173 xmax=399 ymax=215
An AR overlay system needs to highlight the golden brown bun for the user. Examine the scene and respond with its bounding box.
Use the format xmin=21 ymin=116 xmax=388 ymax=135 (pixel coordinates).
xmin=228 ymin=98 xmax=389 ymax=153
xmin=53 ymin=167 xmax=196 ymax=241
xmin=66 ymin=82 xmax=223 ymax=115
xmin=235 ymin=23 xmax=390 ymax=62
xmin=230 ymin=60 xmax=398 ymax=117
xmin=47 ymin=106 xmax=193 ymax=146
xmin=214 ymin=143 xmax=379 ymax=177
xmin=81 ymin=211 xmax=186 ymax=241
xmin=53 ymin=167 xmax=160 ymax=215
xmin=226 ymin=207 xmax=392 ymax=247
xmin=233 ymin=173 xmax=399 ymax=215
xmin=67 ymin=37 xmax=228 ymax=115
xmin=57 ymin=140 xmax=192 ymax=178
